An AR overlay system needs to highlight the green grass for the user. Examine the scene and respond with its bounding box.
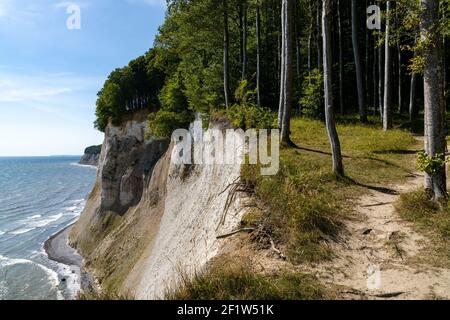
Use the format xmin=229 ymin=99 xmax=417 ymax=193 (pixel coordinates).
xmin=241 ymin=117 xmax=420 ymax=263
xmin=395 ymin=190 xmax=450 ymax=268
xmin=167 ymin=261 xmax=332 ymax=300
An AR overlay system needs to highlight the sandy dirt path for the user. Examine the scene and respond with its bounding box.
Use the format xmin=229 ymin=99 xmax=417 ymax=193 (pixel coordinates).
xmin=311 ymin=173 xmax=450 ymax=299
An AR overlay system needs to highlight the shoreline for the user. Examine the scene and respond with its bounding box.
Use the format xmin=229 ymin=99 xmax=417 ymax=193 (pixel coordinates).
xmin=44 ymin=224 xmax=92 ymax=297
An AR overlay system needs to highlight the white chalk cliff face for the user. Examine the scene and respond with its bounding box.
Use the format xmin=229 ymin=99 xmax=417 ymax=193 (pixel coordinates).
xmin=70 ymin=112 xmax=245 ymax=299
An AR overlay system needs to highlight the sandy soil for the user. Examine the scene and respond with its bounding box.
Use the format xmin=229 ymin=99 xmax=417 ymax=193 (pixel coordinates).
xmin=310 ymin=173 xmax=450 ymax=300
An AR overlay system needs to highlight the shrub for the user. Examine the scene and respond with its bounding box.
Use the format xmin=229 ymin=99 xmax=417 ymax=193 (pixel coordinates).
xmin=147 ymin=110 xmax=194 ymax=138
xmin=300 ymin=69 xmax=323 ymax=119
xmin=227 ymin=104 xmax=277 ymax=130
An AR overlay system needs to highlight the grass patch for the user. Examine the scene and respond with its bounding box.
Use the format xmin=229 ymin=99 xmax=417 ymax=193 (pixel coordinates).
xmin=78 ymin=290 xmax=134 ymax=300
xmin=395 ymin=190 xmax=450 ymax=267
xmin=242 ymin=117 xmax=420 ymax=263
xmin=167 ymin=261 xmax=332 ymax=300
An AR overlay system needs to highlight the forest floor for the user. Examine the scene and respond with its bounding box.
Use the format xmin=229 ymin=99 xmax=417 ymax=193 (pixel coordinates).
xmin=310 ymin=170 xmax=450 ymax=300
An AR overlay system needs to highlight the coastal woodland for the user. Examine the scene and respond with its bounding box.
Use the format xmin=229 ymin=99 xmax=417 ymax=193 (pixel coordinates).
xmin=90 ymin=0 xmax=450 ymax=299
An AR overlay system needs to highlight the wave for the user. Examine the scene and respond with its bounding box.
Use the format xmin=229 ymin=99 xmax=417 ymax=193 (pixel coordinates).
xmin=0 ymin=254 xmax=63 ymax=299
xmin=10 ymin=227 xmax=36 ymax=235
xmin=70 ymin=162 xmax=97 ymax=169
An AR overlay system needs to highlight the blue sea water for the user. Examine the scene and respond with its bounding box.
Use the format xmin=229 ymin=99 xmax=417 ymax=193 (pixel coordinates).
xmin=0 ymin=156 xmax=96 ymax=300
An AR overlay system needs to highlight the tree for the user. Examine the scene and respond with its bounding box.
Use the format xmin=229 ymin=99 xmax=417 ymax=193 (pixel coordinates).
xmin=278 ymin=0 xmax=295 ymax=145
xmin=383 ymin=1 xmax=394 ymax=131
xmin=420 ymin=0 xmax=447 ymax=203
xmin=337 ymin=0 xmax=344 ymax=114
xmin=255 ymin=0 xmax=262 ymax=108
xmin=223 ymin=0 xmax=231 ymax=108
xmin=351 ymin=0 xmax=367 ymax=123
xmin=322 ymin=0 xmax=344 ymax=176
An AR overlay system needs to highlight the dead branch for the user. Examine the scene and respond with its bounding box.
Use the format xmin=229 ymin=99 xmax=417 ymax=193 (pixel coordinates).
xmin=216 ymin=228 xmax=255 ymax=239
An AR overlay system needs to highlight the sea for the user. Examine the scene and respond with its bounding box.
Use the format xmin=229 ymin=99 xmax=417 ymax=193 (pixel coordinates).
xmin=0 ymin=156 xmax=96 ymax=300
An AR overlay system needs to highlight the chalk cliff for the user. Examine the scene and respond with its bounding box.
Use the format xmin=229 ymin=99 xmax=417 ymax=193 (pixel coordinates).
xmin=79 ymin=145 xmax=102 ymax=167
xmin=69 ymin=110 xmax=245 ymax=298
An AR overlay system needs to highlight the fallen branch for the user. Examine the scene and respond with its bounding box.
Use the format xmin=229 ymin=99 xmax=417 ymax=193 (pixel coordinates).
xmin=216 ymin=228 xmax=255 ymax=239
xmin=270 ymin=238 xmax=287 ymax=260
xmin=371 ymin=291 xmax=405 ymax=298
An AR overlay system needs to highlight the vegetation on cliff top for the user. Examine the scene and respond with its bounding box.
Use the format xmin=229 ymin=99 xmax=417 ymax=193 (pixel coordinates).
xmin=84 ymin=145 xmax=102 ymax=155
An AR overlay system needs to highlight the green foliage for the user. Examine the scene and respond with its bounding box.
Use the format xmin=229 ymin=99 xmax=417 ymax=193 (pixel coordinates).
xmin=240 ymin=118 xmax=420 ymax=263
xmin=147 ymin=71 xmax=194 ymax=138
xmin=94 ymin=50 xmax=165 ymax=132
xmin=234 ymin=80 xmax=256 ymax=106
xmin=300 ymin=69 xmax=323 ymax=119
xmin=147 ymin=110 xmax=194 ymax=139
xmin=227 ymin=104 xmax=277 ymax=130
xmin=159 ymin=71 xmax=188 ymax=112
xmin=84 ymin=145 xmax=102 ymax=155
xmin=416 ymin=151 xmax=447 ymax=175
xmin=167 ymin=261 xmax=330 ymax=300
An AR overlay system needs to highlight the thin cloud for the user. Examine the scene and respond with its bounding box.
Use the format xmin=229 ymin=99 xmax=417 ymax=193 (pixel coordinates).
xmin=126 ymin=0 xmax=167 ymax=7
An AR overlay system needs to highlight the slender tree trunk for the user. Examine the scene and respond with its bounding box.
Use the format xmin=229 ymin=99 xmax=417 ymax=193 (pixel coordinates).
xmin=379 ymin=31 xmax=385 ymax=121
xmin=420 ymin=0 xmax=447 ymax=202
xmin=242 ymin=0 xmax=248 ymax=80
xmin=316 ymin=2 xmax=322 ymax=69
xmin=223 ymin=0 xmax=231 ymax=108
xmin=323 ymin=0 xmax=344 ymax=176
xmin=279 ymin=0 xmax=294 ymax=144
xmin=373 ymin=28 xmax=379 ymax=115
xmin=383 ymin=1 xmax=393 ymax=130
xmin=409 ymin=72 xmax=418 ymax=124
xmin=294 ymin=0 xmax=300 ymax=82
xmin=398 ymin=42 xmax=403 ymax=113
xmin=365 ymin=0 xmax=370 ymax=111
xmin=256 ymin=0 xmax=262 ymax=108
xmin=351 ymin=0 xmax=367 ymax=123
xmin=337 ymin=0 xmax=344 ymax=114
xmin=307 ymin=4 xmax=313 ymax=77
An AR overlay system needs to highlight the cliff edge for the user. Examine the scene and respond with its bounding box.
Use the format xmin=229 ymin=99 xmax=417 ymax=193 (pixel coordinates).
xmin=69 ymin=110 xmax=246 ymax=299
xmin=79 ymin=145 xmax=102 ymax=167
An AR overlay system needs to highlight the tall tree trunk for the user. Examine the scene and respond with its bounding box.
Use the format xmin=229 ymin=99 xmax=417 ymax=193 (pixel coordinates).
xmin=242 ymin=0 xmax=248 ymax=80
xmin=420 ymin=0 xmax=447 ymax=202
xmin=398 ymin=42 xmax=404 ymax=113
xmin=294 ymin=0 xmax=300 ymax=82
xmin=383 ymin=1 xmax=393 ymax=130
xmin=409 ymin=71 xmax=418 ymax=124
xmin=373 ymin=26 xmax=379 ymax=115
xmin=323 ymin=0 xmax=344 ymax=176
xmin=256 ymin=0 xmax=262 ymax=108
xmin=279 ymin=0 xmax=294 ymax=144
xmin=316 ymin=2 xmax=322 ymax=69
xmin=379 ymin=31 xmax=385 ymax=121
xmin=223 ymin=0 xmax=231 ymax=108
xmin=351 ymin=0 xmax=367 ymax=123
xmin=337 ymin=0 xmax=344 ymax=114
xmin=307 ymin=2 xmax=313 ymax=77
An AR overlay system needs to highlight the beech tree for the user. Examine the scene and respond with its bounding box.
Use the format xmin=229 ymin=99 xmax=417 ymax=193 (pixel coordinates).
xmin=420 ymin=0 xmax=447 ymax=202
xmin=351 ymin=0 xmax=367 ymax=123
xmin=278 ymin=0 xmax=295 ymax=145
xmin=223 ymin=0 xmax=231 ymax=108
xmin=323 ymin=0 xmax=344 ymax=175
xmin=383 ymin=0 xmax=394 ymax=131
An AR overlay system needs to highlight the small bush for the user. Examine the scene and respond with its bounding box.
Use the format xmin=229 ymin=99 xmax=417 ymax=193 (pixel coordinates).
xmin=300 ymin=69 xmax=323 ymax=120
xmin=147 ymin=110 xmax=195 ymax=138
xmin=227 ymin=104 xmax=278 ymax=130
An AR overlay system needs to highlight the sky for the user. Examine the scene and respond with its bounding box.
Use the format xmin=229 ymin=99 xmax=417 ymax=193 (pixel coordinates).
xmin=0 ymin=0 xmax=167 ymax=156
